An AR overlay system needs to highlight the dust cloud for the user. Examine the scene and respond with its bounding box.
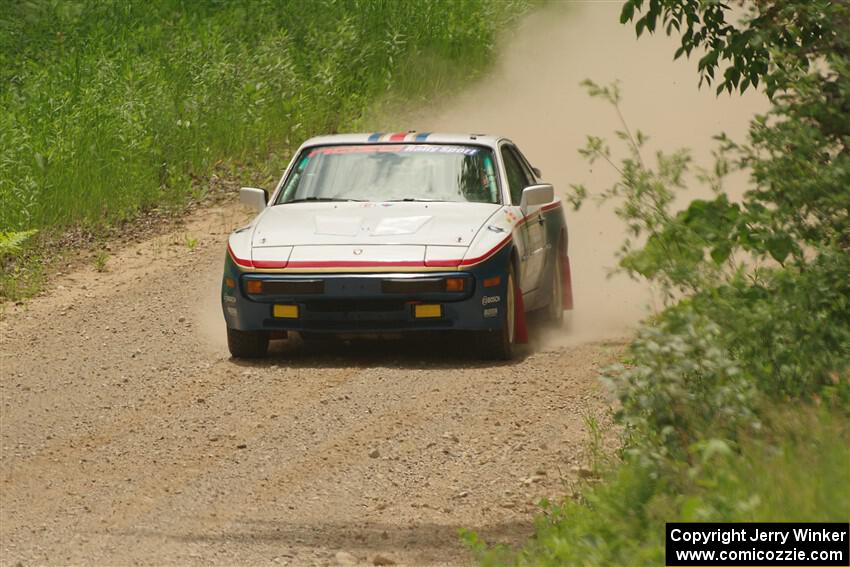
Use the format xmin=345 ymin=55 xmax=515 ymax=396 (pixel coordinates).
xmin=406 ymin=1 xmax=767 ymax=345
xmin=195 ymin=206 xmax=255 ymax=352
xmin=197 ymin=256 xmax=230 ymax=351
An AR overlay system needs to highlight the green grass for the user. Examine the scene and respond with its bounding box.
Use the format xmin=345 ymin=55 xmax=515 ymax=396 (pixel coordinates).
xmin=0 ymin=0 xmax=530 ymax=234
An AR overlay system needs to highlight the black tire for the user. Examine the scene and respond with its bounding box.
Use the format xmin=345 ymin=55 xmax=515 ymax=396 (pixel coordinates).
xmin=544 ymin=249 xmax=565 ymax=326
xmin=227 ymin=328 xmax=270 ymax=358
xmin=480 ymin=263 xmax=518 ymax=361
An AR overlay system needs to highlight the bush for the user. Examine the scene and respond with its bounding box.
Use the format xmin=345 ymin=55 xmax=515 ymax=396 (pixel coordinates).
xmin=686 ymin=250 xmax=850 ymax=402
xmin=605 ymin=311 xmax=755 ymax=462
xmin=472 ymin=406 xmax=849 ymax=567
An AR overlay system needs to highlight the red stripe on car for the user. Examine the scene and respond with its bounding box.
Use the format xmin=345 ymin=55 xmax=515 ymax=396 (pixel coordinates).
xmin=458 ymin=235 xmax=512 ymax=266
xmin=285 ymin=260 xmax=426 ymax=269
xmin=252 ymin=260 xmax=289 ymax=269
xmin=227 ymin=244 xmax=254 ymax=268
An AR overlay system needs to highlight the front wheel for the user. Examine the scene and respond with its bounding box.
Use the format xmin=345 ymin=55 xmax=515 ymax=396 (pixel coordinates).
xmin=227 ymin=328 xmax=270 ymax=358
xmin=480 ymin=263 xmax=518 ymax=361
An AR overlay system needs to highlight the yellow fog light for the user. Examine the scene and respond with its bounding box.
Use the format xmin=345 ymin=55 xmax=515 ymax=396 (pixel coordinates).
xmin=483 ymin=276 xmax=501 ymax=288
xmin=414 ymin=304 xmax=442 ymax=318
xmin=445 ymin=277 xmax=465 ymax=292
xmin=273 ymin=304 xmax=299 ymax=318
xmin=224 ymin=277 xmax=236 ymax=289
xmin=246 ymin=280 xmax=263 ymax=294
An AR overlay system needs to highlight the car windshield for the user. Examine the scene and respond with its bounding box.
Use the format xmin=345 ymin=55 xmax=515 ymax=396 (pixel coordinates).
xmin=275 ymin=144 xmax=500 ymax=205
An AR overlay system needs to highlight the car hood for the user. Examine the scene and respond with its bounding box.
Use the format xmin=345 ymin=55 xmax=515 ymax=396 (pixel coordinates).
xmin=251 ymin=201 xmax=501 ymax=248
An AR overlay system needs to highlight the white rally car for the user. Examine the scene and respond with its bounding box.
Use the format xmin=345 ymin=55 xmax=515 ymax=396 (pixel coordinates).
xmin=222 ymin=132 xmax=573 ymax=359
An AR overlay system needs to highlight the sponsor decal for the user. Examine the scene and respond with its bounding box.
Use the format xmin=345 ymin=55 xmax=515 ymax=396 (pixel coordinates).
xmin=225 ymin=306 xmax=238 ymax=318
xmin=482 ymin=295 xmax=501 ymax=306
xmin=309 ymin=144 xmax=479 ymax=157
xmin=223 ymin=295 xmax=237 ymax=304
xmin=369 ymin=132 xmax=432 ymax=142
xmin=403 ymin=145 xmax=479 ymax=155
xmin=483 ymin=307 xmax=498 ymax=318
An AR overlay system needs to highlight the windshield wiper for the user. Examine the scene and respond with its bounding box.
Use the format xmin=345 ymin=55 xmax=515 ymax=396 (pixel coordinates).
xmin=384 ymin=198 xmax=447 ymax=202
xmin=282 ymin=197 xmax=363 ymax=204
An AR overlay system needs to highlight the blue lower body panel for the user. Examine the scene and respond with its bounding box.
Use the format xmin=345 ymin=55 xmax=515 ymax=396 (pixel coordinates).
xmin=221 ymin=247 xmax=512 ymax=335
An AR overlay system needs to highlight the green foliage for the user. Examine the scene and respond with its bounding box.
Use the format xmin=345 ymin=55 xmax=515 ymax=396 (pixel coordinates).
xmin=571 ymin=80 xmax=709 ymax=299
xmin=0 ymin=0 xmax=530 ymax=235
xmin=471 ymin=407 xmax=849 ymax=566
xmin=605 ymin=311 xmax=756 ymax=462
xmin=184 ymin=234 xmax=198 ymax=250
xmin=0 ymin=230 xmax=37 ymax=257
xmin=0 ymin=229 xmax=39 ymax=300
xmin=0 ymin=229 xmax=42 ymax=301
xmin=685 ymin=250 xmax=850 ymax=402
xmin=93 ymin=250 xmax=109 ymax=273
xmin=619 ymin=0 xmax=850 ymax=98
xmin=619 ymin=0 xmax=850 ymax=256
xmin=0 ymin=259 xmax=44 ymax=302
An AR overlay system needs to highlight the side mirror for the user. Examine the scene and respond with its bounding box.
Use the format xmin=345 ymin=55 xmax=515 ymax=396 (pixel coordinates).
xmin=519 ymin=183 xmax=554 ymax=213
xmin=240 ymin=187 xmax=268 ymax=212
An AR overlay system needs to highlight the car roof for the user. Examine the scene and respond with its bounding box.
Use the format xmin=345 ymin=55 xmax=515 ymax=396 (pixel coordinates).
xmin=300 ymin=132 xmax=505 ymax=149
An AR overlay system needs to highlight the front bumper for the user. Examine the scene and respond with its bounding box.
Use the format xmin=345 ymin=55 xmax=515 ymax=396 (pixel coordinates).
xmin=220 ymin=252 xmax=511 ymax=334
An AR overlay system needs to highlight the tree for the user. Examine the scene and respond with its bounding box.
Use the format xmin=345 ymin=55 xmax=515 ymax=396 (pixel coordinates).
xmin=571 ymin=0 xmax=850 ymax=404
xmin=615 ymin=0 xmax=850 ymax=266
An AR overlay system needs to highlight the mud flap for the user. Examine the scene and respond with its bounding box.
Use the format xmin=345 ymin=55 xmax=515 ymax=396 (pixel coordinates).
xmin=514 ymin=281 xmax=529 ymax=344
xmin=561 ymin=253 xmax=574 ymax=310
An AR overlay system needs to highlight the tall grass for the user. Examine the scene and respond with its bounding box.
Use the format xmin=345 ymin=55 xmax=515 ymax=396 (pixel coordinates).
xmin=0 ymin=0 xmax=530 ymax=233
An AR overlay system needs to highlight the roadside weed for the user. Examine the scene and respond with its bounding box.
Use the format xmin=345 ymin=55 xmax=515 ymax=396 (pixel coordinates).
xmin=93 ymin=251 xmax=109 ymax=273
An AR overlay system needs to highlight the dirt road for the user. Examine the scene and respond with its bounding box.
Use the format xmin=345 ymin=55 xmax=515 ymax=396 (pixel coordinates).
xmin=1 ymin=202 xmax=621 ymax=566
xmin=1 ymin=4 xmax=765 ymax=566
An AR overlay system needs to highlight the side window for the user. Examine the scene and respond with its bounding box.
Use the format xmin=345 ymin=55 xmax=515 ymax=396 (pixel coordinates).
xmin=279 ymin=152 xmax=311 ymax=203
xmin=514 ymin=148 xmax=538 ymax=184
xmin=501 ymin=146 xmax=530 ymax=205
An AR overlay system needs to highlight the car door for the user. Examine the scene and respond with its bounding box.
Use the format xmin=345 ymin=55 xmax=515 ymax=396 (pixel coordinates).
xmin=501 ymin=144 xmax=546 ymax=291
xmin=500 ymin=144 xmax=544 ymax=292
xmin=513 ymin=146 xmax=548 ymax=289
